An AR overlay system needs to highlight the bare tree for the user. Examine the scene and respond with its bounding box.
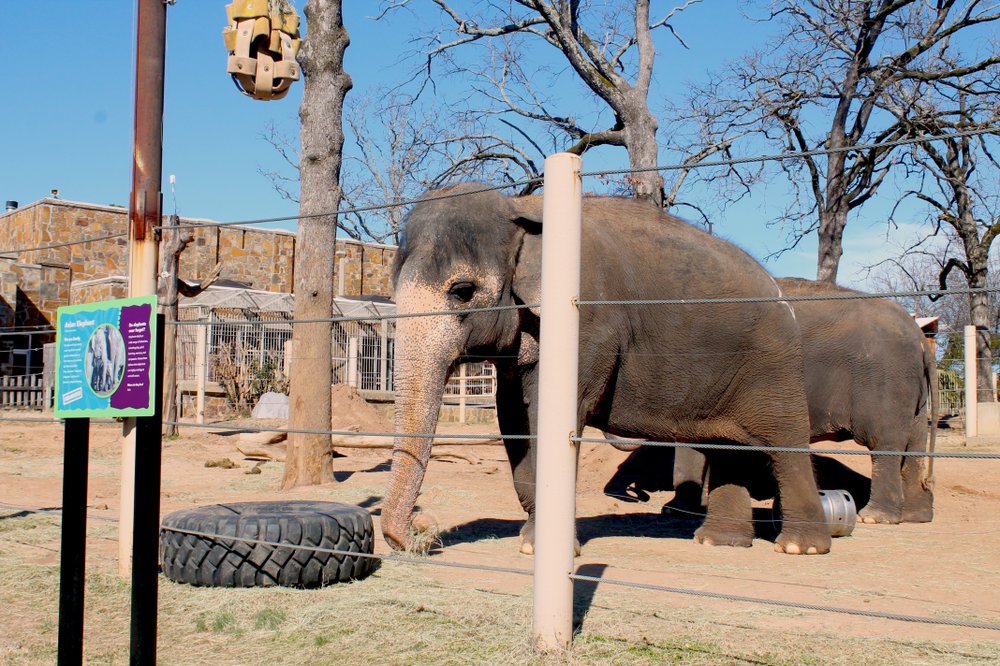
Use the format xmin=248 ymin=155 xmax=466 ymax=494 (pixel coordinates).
xmin=261 ymin=92 xmax=543 ymax=243
xmin=883 ymin=60 xmax=1000 ymax=398
xmin=283 ymin=0 xmax=352 ymax=489
xmin=695 ymin=0 xmax=999 ymax=283
xmin=382 ymin=0 xmax=713 ymax=206
xmin=157 ymin=220 xmax=222 ymax=438
xmin=340 ymin=94 xmax=543 ymax=243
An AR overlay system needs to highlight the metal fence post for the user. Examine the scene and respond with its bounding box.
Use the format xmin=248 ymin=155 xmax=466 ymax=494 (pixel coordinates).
xmin=533 ymin=152 xmax=582 ymax=652
xmin=965 ymin=324 xmax=978 ymax=438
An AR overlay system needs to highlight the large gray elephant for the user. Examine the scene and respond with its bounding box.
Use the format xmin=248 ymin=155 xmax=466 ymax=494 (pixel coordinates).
xmin=382 ymin=185 xmax=831 ymax=555
xmin=669 ymin=277 xmax=938 ymax=524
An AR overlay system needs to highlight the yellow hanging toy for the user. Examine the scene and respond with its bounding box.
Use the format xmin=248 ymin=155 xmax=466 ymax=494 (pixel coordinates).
xmin=223 ymin=0 xmax=301 ymax=101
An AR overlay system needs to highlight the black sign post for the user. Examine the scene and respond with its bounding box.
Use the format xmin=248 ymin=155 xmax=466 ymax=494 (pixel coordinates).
xmin=129 ymin=314 xmax=164 ymax=666
xmin=57 ymin=417 xmax=90 ymax=666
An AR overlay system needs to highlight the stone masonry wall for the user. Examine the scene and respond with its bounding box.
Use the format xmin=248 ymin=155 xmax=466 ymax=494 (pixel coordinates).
xmin=0 ymin=199 xmax=398 ymax=330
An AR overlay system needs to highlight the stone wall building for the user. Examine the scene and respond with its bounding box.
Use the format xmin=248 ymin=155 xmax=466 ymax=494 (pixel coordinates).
xmin=0 ymin=198 xmax=396 ymax=375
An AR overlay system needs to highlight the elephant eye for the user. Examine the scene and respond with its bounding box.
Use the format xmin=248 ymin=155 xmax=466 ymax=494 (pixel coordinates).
xmin=448 ymin=281 xmax=477 ymax=303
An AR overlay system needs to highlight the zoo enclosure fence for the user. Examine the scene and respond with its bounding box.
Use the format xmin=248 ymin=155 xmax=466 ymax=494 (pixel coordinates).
xmin=4 ymin=133 xmax=1000 ymax=654
xmin=170 ymin=285 xmax=495 ymax=419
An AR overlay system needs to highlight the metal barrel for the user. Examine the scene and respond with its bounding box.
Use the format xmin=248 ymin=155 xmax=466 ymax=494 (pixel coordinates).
xmin=818 ymin=489 xmax=857 ymax=537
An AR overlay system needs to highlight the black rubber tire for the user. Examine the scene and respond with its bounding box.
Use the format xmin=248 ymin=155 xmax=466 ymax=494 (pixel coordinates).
xmin=159 ymin=501 xmax=377 ymax=588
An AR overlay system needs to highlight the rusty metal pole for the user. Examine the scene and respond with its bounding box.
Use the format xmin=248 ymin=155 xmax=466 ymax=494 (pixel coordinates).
xmin=119 ymin=0 xmax=166 ymax=581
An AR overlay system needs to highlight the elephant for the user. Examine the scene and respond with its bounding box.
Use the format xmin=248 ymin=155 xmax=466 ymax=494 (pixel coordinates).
xmin=381 ymin=184 xmax=831 ymax=556
xmin=668 ymin=277 xmax=938 ymax=525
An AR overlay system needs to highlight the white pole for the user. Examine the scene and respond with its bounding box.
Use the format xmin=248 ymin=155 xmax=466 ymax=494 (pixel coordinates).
xmin=379 ymin=319 xmax=389 ymax=392
xmin=347 ymin=337 xmax=359 ymax=388
xmin=965 ymin=324 xmax=978 ymax=438
xmin=458 ymin=363 xmax=468 ymax=424
xmin=195 ymin=324 xmax=208 ymax=425
xmin=533 ymin=152 xmax=582 ymax=652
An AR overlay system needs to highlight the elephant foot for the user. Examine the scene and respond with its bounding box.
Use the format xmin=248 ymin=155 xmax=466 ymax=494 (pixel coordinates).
xmin=518 ymin=520 xmax=580 ymax=556
xmin=773 ymin=525 xmax=831 ymax=555
xmin=901 ymin=489 xmax=934 ymax=523
xmin=693 ymin=484 xmax=753 ymax=548
xmin=661 ymin=482 xmax=705 ymax=520
xmin=858 ymin=503 xmax=902 ymax=524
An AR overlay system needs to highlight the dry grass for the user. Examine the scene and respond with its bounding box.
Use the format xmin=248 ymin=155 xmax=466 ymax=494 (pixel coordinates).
xmin=2 ymin=510 xmax=999 ymax=665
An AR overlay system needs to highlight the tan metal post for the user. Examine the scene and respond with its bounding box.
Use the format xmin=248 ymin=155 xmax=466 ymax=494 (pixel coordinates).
xmin=533 ymin=152 xmax=582 ymax=652
xmin=965 ymin=324 xmax=978 ymax=438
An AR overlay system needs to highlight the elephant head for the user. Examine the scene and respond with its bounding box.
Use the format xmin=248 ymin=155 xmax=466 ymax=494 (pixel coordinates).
xmin=381 ymin=185 xmax=542 ymax=550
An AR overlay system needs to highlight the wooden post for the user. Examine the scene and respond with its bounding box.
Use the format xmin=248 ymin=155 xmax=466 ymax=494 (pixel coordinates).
xmin=965 ymin=324 xmax=978 ymax=438
xmin=533 ymin=153 xmax=582 ymax=652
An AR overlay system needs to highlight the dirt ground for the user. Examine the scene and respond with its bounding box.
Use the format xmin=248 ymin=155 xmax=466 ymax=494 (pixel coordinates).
xmin=1 ymin=403 xmax=1000 ymax=664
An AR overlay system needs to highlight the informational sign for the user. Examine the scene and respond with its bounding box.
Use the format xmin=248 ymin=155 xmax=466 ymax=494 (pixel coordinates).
xmin=54 ymin=296 xmax=157 ymax=418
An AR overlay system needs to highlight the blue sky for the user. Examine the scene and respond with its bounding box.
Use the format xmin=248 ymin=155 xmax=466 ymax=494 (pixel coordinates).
xmin=0 ymin=1 xmax=950 ymax=288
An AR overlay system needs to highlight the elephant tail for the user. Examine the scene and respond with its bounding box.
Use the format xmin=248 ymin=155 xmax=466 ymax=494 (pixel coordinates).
xmin=923 ymin=339 xmax=939 ymax=487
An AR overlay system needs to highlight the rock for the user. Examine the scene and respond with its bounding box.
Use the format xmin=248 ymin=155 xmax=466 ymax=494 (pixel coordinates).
xmin=252 ymin=392 xmax=289 ymax=420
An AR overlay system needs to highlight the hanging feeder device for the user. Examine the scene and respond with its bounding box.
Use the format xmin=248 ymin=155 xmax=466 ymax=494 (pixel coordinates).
xmin=223 ymin=0 xmax=301 ymax=101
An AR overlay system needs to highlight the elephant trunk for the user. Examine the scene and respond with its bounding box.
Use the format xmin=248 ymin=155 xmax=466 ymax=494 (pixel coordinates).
xmin=382 ymin=291 xmax=459 ymax=550
xmin=382 ymin=371 xmax=447 ymax=550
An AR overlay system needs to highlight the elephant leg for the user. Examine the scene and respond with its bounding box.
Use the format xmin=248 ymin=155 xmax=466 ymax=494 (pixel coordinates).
xmin=694 ymin=451 xmax=753 ymax=547
xmin=859 ymin=436 xmax=904 ymax=524
xmin=901 ymin=419 xmax=934 ymax=523
xmin=662 ymin=447 xmax=706 ymax=518
xmin=495 ymin=366 xmax=538 ymax=554
xmin=768 ymin=448 xmax=831 ymax=555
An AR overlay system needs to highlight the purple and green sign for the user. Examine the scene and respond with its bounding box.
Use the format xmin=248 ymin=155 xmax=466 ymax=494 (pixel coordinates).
xmin=54 ymin=296 xmax=157 ymax=418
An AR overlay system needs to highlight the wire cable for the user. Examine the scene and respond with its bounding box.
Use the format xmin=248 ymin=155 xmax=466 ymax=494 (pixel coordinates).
xmin=568 ymin=572 xmax=1000 ymax=632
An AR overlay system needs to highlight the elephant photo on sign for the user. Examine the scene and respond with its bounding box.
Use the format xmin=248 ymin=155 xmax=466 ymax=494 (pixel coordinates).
xmin=382 ymin=184 xmax=831 ymax=556
xmin=669 ymin=278 xmax=938 ymax=525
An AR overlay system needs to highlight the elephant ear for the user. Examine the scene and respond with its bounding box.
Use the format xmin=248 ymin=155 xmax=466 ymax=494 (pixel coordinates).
xmin=510 ymin=196 xmax=544 ymax=316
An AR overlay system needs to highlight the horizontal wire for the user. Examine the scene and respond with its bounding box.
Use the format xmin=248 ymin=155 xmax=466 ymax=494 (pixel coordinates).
xmin=157 ymin=179 xmax=541 ymax=232
xmin=162 ymin=287 xmax=1000 ymax=329
xmin=640 ymin=498 xmax=1000 ymax=536
xmin=0 ymin=416 xmax=981 ymax=459
xmin=5 ymin=502 xmax=997 ymax=631
xmin=159 ymin=419 xmax=522 ymax=440
xmin=151 ymin=126 xmax=997 ymax=231
xmin=567 ymin=572 xmax=1000 ymax=632
xmin=159 ymin=524 xmax=531 ymax=577
xmin=0 ymin=232 xmax=128 ymax=257
xmin=576 ymin=286 xmax=1000 ymax=307
xmin=0 ymin=131 xmax=993 ymax=255
xmin=166 ymin=302 xmax=534 ymax=326
xmin=162 ymin=522 xmax=1000 ymax=631
xmin=575 ymin=436 xmax=999 ymax=459
xmin=582 ymin=126 xmax=998 ymax=178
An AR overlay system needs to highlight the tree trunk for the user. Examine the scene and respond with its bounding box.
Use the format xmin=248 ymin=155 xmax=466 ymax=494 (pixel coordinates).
xmin=157 ymin=222 xmax=193 ymax=437
xmin=621 ymin=99 xmax=664 ymax=207
xmin=282 ymin=0 xmax=353 ymax=489
xmin=969 ymin=276 xmax=995 ymax=403
xmin=816 ymin=206 xmax=847 ymax=284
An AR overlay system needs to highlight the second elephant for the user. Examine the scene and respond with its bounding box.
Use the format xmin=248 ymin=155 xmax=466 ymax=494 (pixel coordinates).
xmin=670 ymin=277 xmax=937 ymax=524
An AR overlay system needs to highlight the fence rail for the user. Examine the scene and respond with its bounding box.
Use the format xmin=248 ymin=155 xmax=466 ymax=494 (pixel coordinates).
xmin=0 ymin=374 xmax=48 ymax=410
